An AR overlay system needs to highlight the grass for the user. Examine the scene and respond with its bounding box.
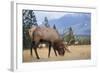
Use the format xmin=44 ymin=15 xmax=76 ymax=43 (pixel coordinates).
xmin=23 ymin=45 xmax=91 ymax=62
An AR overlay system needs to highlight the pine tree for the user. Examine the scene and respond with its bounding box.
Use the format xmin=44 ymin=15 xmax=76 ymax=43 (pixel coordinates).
xmin=53 ymin=24 xmax=56 ymax=30
xmin=44 ymin=17 xmax=50 ymax=27
xmin=23 ymin=10 xmax=38 ymax=27
xmin=22 ymin=10 xmax=38 ymax=49
xmin=67 ymin=27 xmax=75 ymax=45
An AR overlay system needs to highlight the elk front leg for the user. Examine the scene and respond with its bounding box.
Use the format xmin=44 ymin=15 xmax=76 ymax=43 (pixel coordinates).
xmin=34 ymin=48 xmax=40 ymax=59
xmin=30 ymin=41 xmax=34 ymax=57
xmin=34 ymin=42 xmax=40 ymax=59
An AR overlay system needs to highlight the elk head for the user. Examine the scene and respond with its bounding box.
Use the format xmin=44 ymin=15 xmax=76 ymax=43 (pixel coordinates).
xmin=53 ymin=40 xmax=65 ymax=56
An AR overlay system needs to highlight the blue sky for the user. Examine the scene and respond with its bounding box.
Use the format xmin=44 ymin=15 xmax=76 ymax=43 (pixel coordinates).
xmin=33 ymin=10 xmax=91 ymax=35
xmin=34 ymin=11 xmax=68 ymax=25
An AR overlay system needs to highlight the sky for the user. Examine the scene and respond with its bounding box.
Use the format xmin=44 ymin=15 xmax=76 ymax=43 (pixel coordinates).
xmin=34 ymin=11 xmax=68 ymax=25
xmin=23 ymin=10 xmax=91 ymax=35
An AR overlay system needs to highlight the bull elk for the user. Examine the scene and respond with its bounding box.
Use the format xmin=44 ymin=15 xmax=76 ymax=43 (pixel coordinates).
xmin=28 ymin=26 xmax=70 ymax=59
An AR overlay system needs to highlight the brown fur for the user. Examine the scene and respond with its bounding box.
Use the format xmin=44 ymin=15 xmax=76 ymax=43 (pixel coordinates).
xmin=29 ymin=26 xmax=69 ymax=59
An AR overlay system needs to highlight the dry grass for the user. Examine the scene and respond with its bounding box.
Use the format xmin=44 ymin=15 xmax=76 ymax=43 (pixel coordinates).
xmin=23 ymin=45 xmax=91 ymax=62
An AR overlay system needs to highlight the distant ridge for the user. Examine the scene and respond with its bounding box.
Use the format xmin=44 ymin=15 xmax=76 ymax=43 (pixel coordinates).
xmin=49 ymin=13 xmax=91 ymax=35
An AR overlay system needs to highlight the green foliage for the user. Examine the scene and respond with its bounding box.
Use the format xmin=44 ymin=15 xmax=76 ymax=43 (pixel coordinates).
xmin=63 ymin=27 xmax=75 ymax=44
xmin=23 ymin=10 xmax=38 ymax=49
xmin=75 ymin=35 xmax=91 ymax=45
xmin=23 ymin=10 xmax=38 ymax=26
xmin=23 ymin=25 xmax=31 ymax=49
xmin=63 ymin=27 xmax=90 ymax=45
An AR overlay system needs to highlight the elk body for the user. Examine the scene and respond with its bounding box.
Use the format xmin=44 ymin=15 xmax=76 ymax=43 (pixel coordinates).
xmin=29 ymin=26 xmax=70 ymax=59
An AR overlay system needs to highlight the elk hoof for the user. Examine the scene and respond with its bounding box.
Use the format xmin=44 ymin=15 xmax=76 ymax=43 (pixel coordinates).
xmin=37 ymin=57 xmax=40 ymax=59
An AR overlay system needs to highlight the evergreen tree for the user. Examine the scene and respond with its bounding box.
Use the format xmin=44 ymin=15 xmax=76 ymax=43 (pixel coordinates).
xmin=63 ymin=27 xmax=75 ymax=44
xmin=22 ymin=10 xmax=38 ymax=49
xmin=53 ymin=24 xmax=56 ymax=30
xmin=67 ymin=27 xmax=75 ymax=45
xmin=23 ymin=10 xmax=38 ymax=27
xmin=44 ymin=17 xmax=50 ymax=27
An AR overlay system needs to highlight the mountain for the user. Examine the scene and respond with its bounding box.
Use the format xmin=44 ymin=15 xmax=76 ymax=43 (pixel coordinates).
xmin=49 ymin=13 xmax=91 ymax=35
